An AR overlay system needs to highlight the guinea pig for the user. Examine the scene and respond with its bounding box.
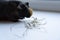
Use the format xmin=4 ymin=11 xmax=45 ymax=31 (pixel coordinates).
xmin=0 ymin=1 xmax=32 ymax=22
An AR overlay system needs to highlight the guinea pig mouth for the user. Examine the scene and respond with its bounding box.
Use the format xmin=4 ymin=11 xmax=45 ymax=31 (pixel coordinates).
xmin=26 ymin=8 xmax=33 ymax=18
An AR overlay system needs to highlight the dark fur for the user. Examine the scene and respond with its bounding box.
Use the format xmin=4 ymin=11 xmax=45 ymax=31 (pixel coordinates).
xmin=0 ymin=1 xmax=31 ymax=22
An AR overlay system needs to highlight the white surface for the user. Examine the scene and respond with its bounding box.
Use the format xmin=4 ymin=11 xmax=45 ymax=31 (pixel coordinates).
xmin=0 ymin=11 xmax=60 ymax=40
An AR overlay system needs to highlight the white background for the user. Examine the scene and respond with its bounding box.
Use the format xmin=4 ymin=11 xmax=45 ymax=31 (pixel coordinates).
xmin=17 ymin=0 xmax=60 ymax=11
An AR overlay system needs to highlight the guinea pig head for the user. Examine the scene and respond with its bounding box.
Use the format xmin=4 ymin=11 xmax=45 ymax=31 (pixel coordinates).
xmin=18 ymin=2 xmax=32 ymax=19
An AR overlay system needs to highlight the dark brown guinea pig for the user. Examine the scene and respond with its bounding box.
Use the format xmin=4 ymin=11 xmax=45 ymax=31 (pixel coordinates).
xmin=0 ymin=1 xmax=32 ymax=22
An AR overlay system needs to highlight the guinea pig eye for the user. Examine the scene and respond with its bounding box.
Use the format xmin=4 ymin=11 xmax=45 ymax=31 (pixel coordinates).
xmin=17 ymin=5 xmax=22 ymax=9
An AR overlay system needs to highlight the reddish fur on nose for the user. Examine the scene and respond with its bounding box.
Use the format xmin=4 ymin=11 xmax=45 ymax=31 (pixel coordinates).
xmin=29 ymin=8 xmax=33 ymax=17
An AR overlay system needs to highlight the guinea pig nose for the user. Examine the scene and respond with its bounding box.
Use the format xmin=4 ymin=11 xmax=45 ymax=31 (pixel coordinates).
xmin=26 ymin=8 xmax=33 ymax=18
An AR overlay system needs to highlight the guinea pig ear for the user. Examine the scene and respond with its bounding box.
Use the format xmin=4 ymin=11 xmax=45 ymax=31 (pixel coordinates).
xmin=25 ymin=2 xmax=29 ymax=7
